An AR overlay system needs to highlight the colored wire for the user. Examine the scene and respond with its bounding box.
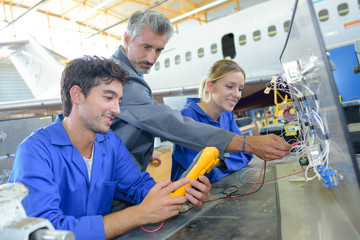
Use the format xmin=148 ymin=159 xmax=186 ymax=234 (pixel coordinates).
xmin=229 ymin=161 xmax=267 ymax=198
xmin=246 ymin=169 xmax=307 ymax=184
xmin=240 ymin=156 xmax=308 ymax=185
xmin=140 ymin=162 xmax=266 ymax=232
xmin=206 ymin=161 xmax=267 ymax=201
xmin=141 ymin=221 xmax=164 ymax=233
xmin=279 ymin=73 xmax=331 ymax=182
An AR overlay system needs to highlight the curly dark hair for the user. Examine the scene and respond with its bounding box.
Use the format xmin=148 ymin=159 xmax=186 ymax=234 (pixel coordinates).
xmin=61 ymin=55 xmax=129 ymax=116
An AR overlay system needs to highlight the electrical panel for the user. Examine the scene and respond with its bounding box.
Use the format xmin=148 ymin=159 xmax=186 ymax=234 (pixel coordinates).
xmin=264 ymin=0 xmax=360 ymax=190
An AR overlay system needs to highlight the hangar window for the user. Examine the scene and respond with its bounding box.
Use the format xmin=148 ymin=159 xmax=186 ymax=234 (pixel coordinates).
xmin=165 ymin=58 xmax=170 ymax=68
xmin=337 ymin=3 xmax=349 ymax=16
xmin=211 ymin=44 xmax=217 ymax=54
xmin=198 ymin=48 xmax=205 ymax=58
xmin=185 ymin=51 xmax=192 ymax=62
xmin=175 ymin=55 xmax=180 ymax=65
xmin=239 ymin=35 xmax=246 ymax=45
xmin=318 ymin=9 xmax=329 ymax=21
xmin=283 ymin=20 xmax=290 ymax=32
xmin=253 ymin=30 xmax=261 ymax=41
xmin=155 ymin=62 xmax=160 ymax=71
xmin=268 ymin=25 xmax=277 ymax=37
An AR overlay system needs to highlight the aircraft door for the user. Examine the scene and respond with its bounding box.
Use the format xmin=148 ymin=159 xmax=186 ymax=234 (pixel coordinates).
xmin=221 ymin=33 xmax=236 ymax=59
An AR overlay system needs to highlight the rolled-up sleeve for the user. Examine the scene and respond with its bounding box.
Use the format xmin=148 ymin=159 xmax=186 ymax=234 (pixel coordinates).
xmin=120 ymin=102 xmax=235 ymax=159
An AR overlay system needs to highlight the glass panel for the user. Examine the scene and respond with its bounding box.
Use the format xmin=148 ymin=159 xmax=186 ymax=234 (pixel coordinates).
xmin=268 ymin=25 xmax=277 ymax=37
xmin=175 ymin=55 xmax=180 ymax=65
xmin=210 ymin=43 xmax=217 ymax=54
xmin=338 ymin=3 xmax=349 ymax=16
xmin=154 ymin=61 xmax=160 ymax=71
xmin=185 ymin=51 xmax=192 ymax=62
xmin=253 ymin=30 xmax=261 ymax=41
xmin=318 ymin=9 xmax=329 ymax=22
xmin=284 ymin=20 xmax=290 ymax=32
xmin=239 ymin=34 xmax=247 ymax=45
xmin=198 ymin=47 xmax=204 ymax=58
xmin=165 ymin=58 xmax=170 ymax=68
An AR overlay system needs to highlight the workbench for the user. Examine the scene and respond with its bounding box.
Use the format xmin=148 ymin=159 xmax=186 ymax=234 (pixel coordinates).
xmin=115 ymin=157 xmax=360 ymax=240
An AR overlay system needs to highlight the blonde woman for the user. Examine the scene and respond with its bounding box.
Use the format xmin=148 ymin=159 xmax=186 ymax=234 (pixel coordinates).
xmin=171 ymin=59 xmax=253 ymax=183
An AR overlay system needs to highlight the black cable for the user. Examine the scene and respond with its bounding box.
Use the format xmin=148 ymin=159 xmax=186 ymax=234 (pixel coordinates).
xmin=208 ymin=161 xmax=268 ymax=201
xmin=221 ymin=185 xmax=239 ymax=198
xmin=279 ymin=0 xmax=299 ymax=61
xmin=235 ymin=161 xmax=267 ymax=197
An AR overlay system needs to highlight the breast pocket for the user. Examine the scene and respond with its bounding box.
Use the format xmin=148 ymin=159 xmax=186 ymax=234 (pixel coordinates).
xmin=96 ymin=181 xmax=117 ymax=215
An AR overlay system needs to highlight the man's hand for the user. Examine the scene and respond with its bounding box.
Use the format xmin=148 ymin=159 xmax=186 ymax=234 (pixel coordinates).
xmin=103 ymin=179 xmax=190 ymax=238
xmin=246 ymin=134 xmax=291 ymax=161
xmin=149 ymin=150 xmax=162 ymax=166
xmin=184 ymin=175 xmax=211 ymax=207
xmin=136 ymin=178 xmax=189 ymax=225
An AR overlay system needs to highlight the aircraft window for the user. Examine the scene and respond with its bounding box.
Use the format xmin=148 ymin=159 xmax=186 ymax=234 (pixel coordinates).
xmin=198 ymin=48 xmax=205 ymax=58
xmin=165 ymin=58 xmax=170 ymax=68
xmin=253 ymin=30 xmax=261 ymax=41
xmin=175 ymin=55 xmax=180 ymax=65
xmin=222 ymin=33 xmax=236 ymax=59
xmin=283 ymin=20 xmax=290 ymax=32
xmin=337 ymin=3 xmax=349 ymax=16
xmin=268 ymin=25 xmax=277 ymax=37
xmin=239 ymin=35 xmax=246 ymax=45
xmin=318 ymin=9 xmax=329 ymax=21
xmin=155 ymin=62 xmax=160 ymax=71
xmin=185 ymin=51 xmax=192 ymax=61
xmin=211 ymin=44 xmax=217 ymax=54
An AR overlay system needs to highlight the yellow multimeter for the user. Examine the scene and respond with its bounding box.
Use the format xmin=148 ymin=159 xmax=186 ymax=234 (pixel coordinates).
xmin=170 ymin=147 xmax=220 ymax=197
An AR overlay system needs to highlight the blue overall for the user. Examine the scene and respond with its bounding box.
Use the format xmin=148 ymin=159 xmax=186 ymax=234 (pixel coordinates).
xmin=8 ymin=114 xmax=156 ymax=239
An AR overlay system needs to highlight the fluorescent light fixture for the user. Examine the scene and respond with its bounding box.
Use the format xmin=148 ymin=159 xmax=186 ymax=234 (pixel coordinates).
xmin=170 ymin=0 xmax=227 ymax=23
xmin=71 ymin=0 xmax=117 ymax=24
xmin=94 ymin=0 xmax=117 ymax=10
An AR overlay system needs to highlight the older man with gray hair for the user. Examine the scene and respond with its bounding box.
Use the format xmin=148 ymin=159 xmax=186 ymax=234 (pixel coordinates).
xmin=111 ymin=10 xmax=290 ymax=171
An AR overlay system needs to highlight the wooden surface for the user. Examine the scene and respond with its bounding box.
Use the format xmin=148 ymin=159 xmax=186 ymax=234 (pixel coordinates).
xmin=146 ymin=147 xmax=173 ymax=181
xmin=239 ymin=123 xmax=255 ymax=132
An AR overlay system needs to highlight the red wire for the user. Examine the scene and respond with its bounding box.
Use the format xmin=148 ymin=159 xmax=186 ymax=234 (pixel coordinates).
xmin=246 ymin=159 xmax=305 ymax=184
xmin=141 ymin=181 xmax=171 ymax=233
xmin=229 ymin=161 xmax=265 ymax=198
xmin=290 ymin=142 xmax=300 ymax=147
xmin=258 ymin=169 xmax=306 ymax=184
xmin=141 ymin=159 xmax=307 ymax=231
xmin=206 ymin=161 xmax=266 ymax=201
xmin=141 ymin=221 xmax=165 ymax=233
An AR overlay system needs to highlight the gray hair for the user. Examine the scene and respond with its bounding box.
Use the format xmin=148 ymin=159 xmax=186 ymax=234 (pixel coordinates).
xmin=127 ymin=10 xmax=174 ymax=41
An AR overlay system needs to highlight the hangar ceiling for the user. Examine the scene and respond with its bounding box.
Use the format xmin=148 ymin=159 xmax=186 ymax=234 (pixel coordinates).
xmin=0 ymin=0 xmax=266 ymax=56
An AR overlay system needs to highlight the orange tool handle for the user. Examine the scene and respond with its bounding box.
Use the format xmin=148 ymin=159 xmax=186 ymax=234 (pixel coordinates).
xmin=170 ymin=147 xmax=219 ymax=197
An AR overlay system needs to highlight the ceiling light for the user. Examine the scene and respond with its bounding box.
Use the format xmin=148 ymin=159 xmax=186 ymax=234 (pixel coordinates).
xmin=170 ymin=0 xmax=227 ymax=23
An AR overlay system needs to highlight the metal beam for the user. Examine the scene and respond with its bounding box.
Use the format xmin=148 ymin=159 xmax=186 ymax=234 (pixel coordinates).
xmin=1 ymin=1 xmax=122 ymax=40
xmin=126 ymin=0 xmax=179 ymax=15
xmin=0 ymin=0 xmax=50 ymax=32
xmin=86 ymin=0 xmax=170 ymax=40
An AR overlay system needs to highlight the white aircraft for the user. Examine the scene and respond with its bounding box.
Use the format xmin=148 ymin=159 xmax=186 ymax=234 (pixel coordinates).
xmin=0 ymin=36 xmax=63 ymax=111
xmin=148 ymin=0 xmax=360 ymax=109
xmin=0 ymin=0 xmax=359 ymax=112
